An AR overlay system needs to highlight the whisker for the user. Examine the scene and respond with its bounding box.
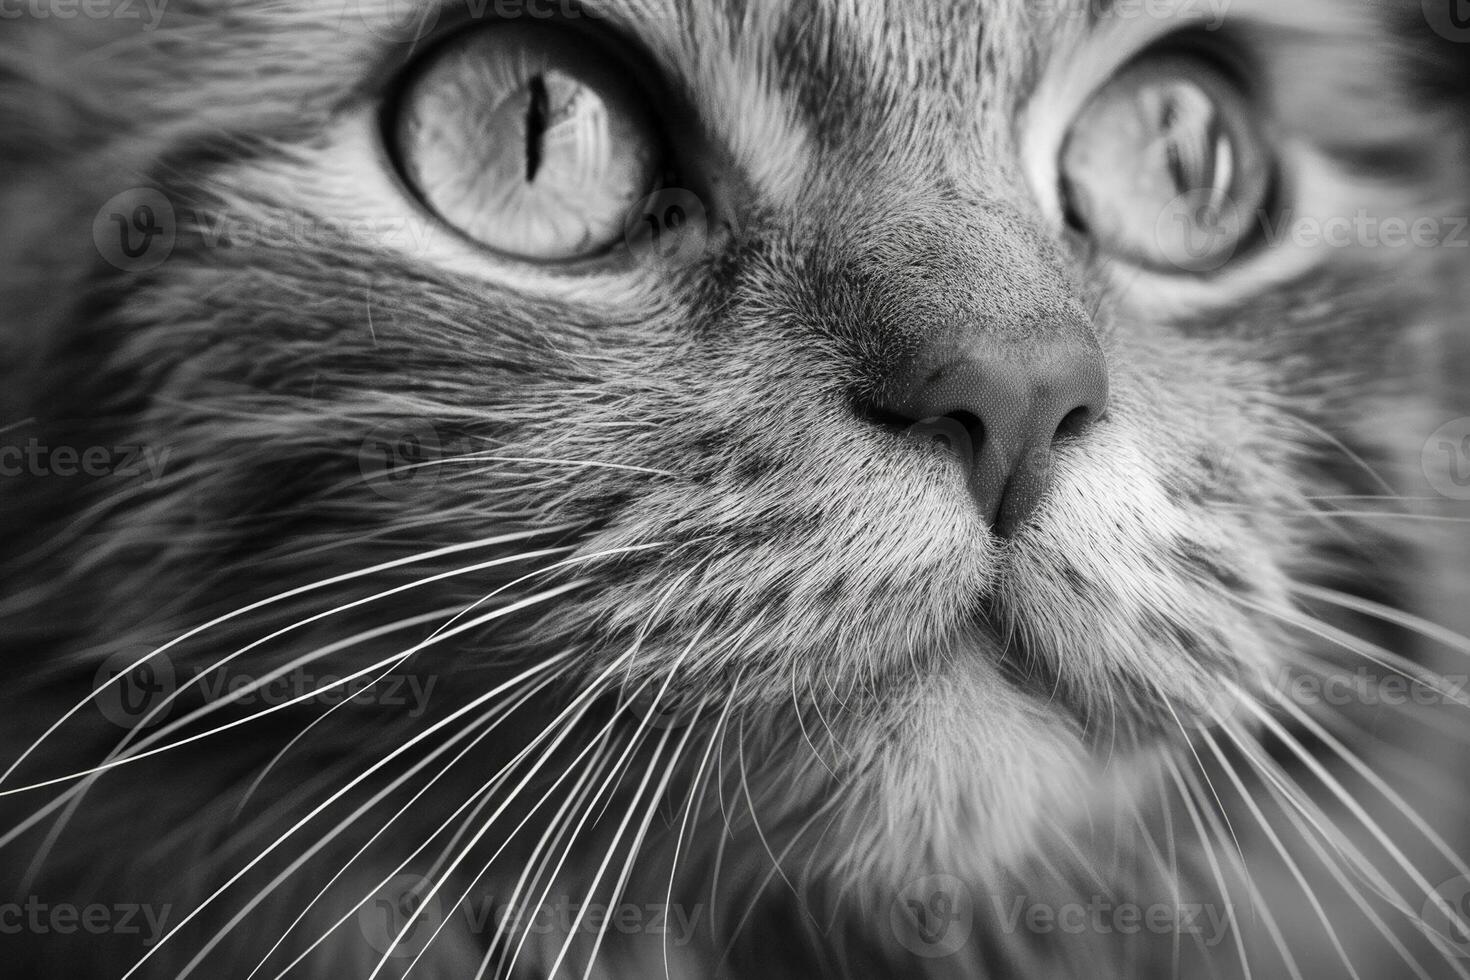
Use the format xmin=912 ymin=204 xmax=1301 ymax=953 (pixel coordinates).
xmin=360 ymin=619 xmax=701 ymax=980
xmin=1163 ymin=700 xmax=1247 ymax=873
xmin=1196 ymin=722 xmax=1365 ymax=980
xmin=1163 ymin=756 xmax=1255 ymax=980
xmin=470 ymin=737 xmax=620 ymax=980
xmin=448 ymin=453 xmax=677 ymax=479
xmin=270 ymin=649 xmax=641 ymax=980
xmin=1261 ymin=686 xmax=1470 ymax=912
xmin=1214 ymin=715 xmax=1463 ymax=980
xmin=1240 ymin=509 xmax=1470 ymax=525
xmin=578 ymin=715 xmax=703 ymax=980
xmin=17 ymin=605 xmax=465 ymax=892
xmin=791 ymin=674 xmax=838 ymax=781
xmin=662 ymin=698 xmax=735 ymax=980
xmin=499 ymin=726 xmax=653 ymax=980
xmin=713 ymin=801 xmax=839 ymax=975
xmin=119 ymin=651 xmax=577 ymax=980
xmin=5 ymin=584 xmax=585 ymax=798
xmin=1233 ymin=692 xmax=1469 ymax=957
xmin=537 ymin=728 xmax=680 ymax=980
xmin=189 ymin=687 xmax=562 ymax=980
xmin=26 ymin=536 xmax=670 ymax=828
xmin=1275 ymin=411 xmax=1400 ymax=499
xmin=451 ymin=624 xmax=706 ymax=977
xmin=1291 ymin=583 xmax=1470 ymax=659
xmin=394 ymin=731 xmax=628 ymax=980
xmin=240 ymin=672 xmax=563 ymax=980
xmin=735 ymin=712 xmax=799 ymax=899
xmin=2 ymin=528 xmax=580 ymax=786
xmin=1224 ymin=592 xmax=1470 ymax=712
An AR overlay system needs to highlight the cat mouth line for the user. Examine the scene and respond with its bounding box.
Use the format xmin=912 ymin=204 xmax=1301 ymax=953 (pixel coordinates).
xmin=961 ymin=610 xmax=1075 ymax=713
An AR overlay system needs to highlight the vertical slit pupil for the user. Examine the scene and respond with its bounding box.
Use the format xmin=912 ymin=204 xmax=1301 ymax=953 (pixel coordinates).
xmin=525 ymin=74 xmax=549 ymax=183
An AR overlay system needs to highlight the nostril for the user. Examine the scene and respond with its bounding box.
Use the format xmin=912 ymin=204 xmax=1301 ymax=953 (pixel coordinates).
xmin=853 ymin=394 xmax=987 ymax=462
xmin=901 ymin=413 xmax=981 ymax=466
xmin=854 ymin=331 xmax=1107 ymax=535
xmin=850 ymin=397 xmax=913 ymax=435
xmin=943 ymin=410 xmax=985 ymax=447
xmin=1053 ymin=406 xmax=1094 ymax=444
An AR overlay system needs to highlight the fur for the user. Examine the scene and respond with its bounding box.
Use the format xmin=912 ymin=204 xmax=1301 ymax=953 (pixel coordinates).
xmin=2 ymin=0 xmax=1470 ymax=977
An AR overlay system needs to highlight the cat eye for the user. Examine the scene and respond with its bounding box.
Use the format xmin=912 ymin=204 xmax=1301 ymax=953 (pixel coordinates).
xmin=392 ymin=23 xmax=662 ymax=262
xmin=1059 ymin=54 xmax=1272 ymax=274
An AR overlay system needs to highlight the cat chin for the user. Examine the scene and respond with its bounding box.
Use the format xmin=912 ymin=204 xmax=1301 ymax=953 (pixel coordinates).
xmin=772 ymin=650 xmax=1115 ymax=894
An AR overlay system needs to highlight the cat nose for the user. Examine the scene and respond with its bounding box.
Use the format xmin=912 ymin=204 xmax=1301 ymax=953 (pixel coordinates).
xmin=877 ymin=329 xmax=1108 ymax=536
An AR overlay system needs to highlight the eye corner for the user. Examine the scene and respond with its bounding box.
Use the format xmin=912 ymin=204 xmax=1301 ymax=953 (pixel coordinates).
xmin=1057 ymin=173 xmax=1090 ymax=237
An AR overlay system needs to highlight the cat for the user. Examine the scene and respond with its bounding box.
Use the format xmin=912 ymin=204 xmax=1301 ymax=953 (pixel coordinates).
xmin=2 ymin=0 xmax=1470 ymax=976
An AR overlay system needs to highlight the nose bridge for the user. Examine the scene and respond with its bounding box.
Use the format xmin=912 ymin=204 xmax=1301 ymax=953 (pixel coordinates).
xmin=881 ymin=203 xmax=1105 ymax=409
xmin=867 ymin=206 xmax=1109 ymax=536
xmin=926 ymin=204 xmax=1086 ymax=334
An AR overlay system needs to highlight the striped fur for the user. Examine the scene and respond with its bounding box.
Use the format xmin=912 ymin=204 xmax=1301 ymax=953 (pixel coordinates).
xmin=2 ymin=1 xmax=1469 ymax=976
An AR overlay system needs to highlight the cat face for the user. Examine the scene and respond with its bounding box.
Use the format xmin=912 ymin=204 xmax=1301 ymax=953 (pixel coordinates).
xmin=3 ymin=0 xmax=1469 ymax=975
